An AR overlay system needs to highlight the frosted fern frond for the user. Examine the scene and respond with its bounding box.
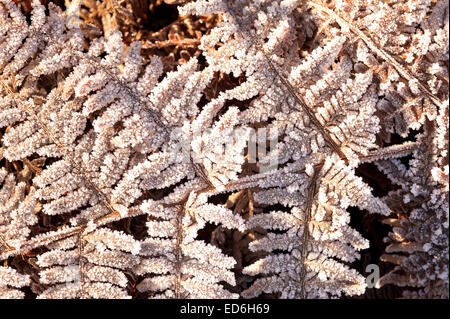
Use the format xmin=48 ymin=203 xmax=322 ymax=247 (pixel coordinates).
xmin=240 ymin=156 xmax=387 ymax=298
xmin=134 ymin=194 xmax=241 ymax=299
xmin=310 ymin=0 xmax=449 ymax=139
xmin=1 ymin=1 xmax=242 ymax=299
xmin=0 ymin=166 xmax=38 ymax=256
xmin=35 ymin=227 xmax=141 ymax=299
xmin=182 ymin=0 xmax=390 ymax=298
xmin=375 ymin=100 xmax=449 ymax=298
xmin=0 ymin=0 xmax=83 ymax=84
